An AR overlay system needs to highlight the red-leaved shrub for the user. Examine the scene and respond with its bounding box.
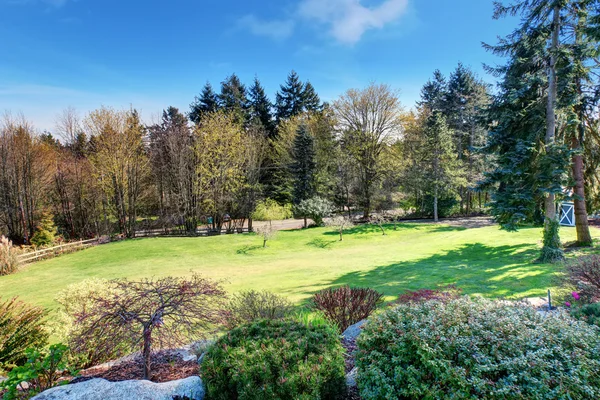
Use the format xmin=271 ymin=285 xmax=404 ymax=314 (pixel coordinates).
xmin=311 ymin=286 xmax=383 ymax=333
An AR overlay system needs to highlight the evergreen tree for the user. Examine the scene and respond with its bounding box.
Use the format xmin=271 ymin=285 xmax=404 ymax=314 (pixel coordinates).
xmin=219 ymin=74 xmax=248 ymax=126
xmin=302 ymin=81 xmax=322 ymax=113
xmin=275 ymin=70 xmax=306 ymax=122
xmin=189 ymin=82 xmax=219 ymax=125
xmin=418 ymin=70 xmax=447 ymax=112
xmin=290 ymin=124 xmax=317 ymax=205
xmin=420 ymin=111 xmax=464 ymax=222
xmin=248 ymin=77 xmax=275 ymax=138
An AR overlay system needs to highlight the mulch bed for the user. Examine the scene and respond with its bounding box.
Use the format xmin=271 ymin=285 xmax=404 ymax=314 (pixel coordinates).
xmin=342 ymin=337 xmax=361 ymax=400
xmin=73 ymin=351 xmax=198 ymax=384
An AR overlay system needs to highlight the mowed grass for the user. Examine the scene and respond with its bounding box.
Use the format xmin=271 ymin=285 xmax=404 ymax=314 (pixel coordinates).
xmin=2 ymin=222 xmax=599 ymax=312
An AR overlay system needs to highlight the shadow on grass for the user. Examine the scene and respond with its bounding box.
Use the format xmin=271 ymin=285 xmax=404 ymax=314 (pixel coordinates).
xmin=292 ymin=242 xmax=555 ymax=306
xmin=306 ymin=238 xmax=337 ymax=249
xmin=236 ymin=245 xmax=263 ymax=255
xmin=322 ymin=223 xmax=467 ymax=236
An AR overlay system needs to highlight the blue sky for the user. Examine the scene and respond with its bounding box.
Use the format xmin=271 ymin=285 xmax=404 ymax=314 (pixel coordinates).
xmin=0 ymin=0 xmax=518 ymax=131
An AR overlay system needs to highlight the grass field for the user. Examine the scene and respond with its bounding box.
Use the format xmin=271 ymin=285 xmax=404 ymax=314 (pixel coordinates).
xmin=2 ymin=222 xmax=599 ymax=312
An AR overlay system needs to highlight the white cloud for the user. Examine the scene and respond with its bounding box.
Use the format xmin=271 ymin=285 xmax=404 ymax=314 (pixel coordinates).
xmin=4 ymin=0 xmax=73 ymax=7
xmin=238 ymin=14 xmax=295 ymax=41
xmin=298 ymin=0 xmax=409 ymax=44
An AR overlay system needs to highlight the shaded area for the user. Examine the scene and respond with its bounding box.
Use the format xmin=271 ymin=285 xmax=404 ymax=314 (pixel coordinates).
xmin=322 ymin=222 xmax=467 ymax=236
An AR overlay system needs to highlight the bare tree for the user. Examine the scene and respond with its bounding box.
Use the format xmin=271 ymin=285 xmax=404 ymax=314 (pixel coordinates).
xmin=73 ymin=274 xmax=226 ymax=379
xmin=325 ymin=215 xmax=353 ymax=241
xmin=334 ymin=84 xmax=404 ymax=218
xmin=54 ymin=106 xmax=81 ymax=144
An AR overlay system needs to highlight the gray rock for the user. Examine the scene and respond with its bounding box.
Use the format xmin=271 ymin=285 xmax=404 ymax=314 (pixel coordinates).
xmin=31 ymin=376 xmax=204 ymax=400
xmin=346 ymin=367 xmax=358 ymax=388
xmin=342 ymin=320 xmax=367 ymax=341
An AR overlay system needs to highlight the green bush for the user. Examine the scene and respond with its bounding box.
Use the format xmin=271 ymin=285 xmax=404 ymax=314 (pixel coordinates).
xmin=571 ymin=302 xmax=600 ymax=328
xmin=356 ymin=297 xmax=600 ymax=400
xmin=295 ymin=197 xmax=334 ymax=226
xmin=223 ymin=290 xmax=294 ymax=330
xmin=0 ymin=298 xmax=48 ymax=369
xmin=0 ymin=344 xmax=74 ymax=399
xmin=252 ymin=199 xmax=293 ymax=221
xmin=0 ymin=236 xmax=19 ymax=276
xmin=201 ymin=319 xmax=346 ymax=400
xmin=30 ymin=213 xmax=57 ymax=248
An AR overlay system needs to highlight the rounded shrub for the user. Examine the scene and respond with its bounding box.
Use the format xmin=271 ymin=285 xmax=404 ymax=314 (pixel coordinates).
xmin=201 ymin=319 xmax=347 ymax=399
xmin=356 ymin=297 xmax=600 ymax=400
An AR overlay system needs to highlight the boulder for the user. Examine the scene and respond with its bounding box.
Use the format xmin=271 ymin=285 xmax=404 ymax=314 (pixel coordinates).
xmin=346 ymin=367 xmax=358 ymax=388
xmin=32 ymin=376 xmax=204 ymax=400
xmin=342 ymin=320 xmax=367 ymax=341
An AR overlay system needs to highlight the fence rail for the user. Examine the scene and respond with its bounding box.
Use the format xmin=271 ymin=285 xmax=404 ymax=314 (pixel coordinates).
xmin=17 ymin=238 xmax=99 ymax=264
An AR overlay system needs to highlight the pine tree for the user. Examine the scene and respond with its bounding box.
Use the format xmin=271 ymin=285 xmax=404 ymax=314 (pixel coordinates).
xmin=420 ymin=112 xmax=464 ymax=222
xmin=291 ymin=124 xmax=317 ymax=205
xmin=189 ymin=82 xmax=219 ymax=125
xmin=219 ymin=74 xmax=248 ymax=126
xmin=302 ymin=81 xmax=322 ymax=113
xmin=418 ymin=70 xmax=447 ymax=112
xmin=275 ymin=70 xmax=306 ymax=122
xmin=248 ymin=77 xmax=275 ymax=138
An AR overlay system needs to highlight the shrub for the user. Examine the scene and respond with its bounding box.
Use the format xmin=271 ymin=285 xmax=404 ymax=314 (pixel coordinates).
xmin=30 ymin=213 xmax=57 ymax=248
xmin=396 ymin=285 xmax=462 ymax=304
xmin=571 ymin=302 xmax=600 ymax=328
xmin=65 ymin=274 xmax=225 ymax=379
xmin=223 ymin=290 xmax=294 ymax=330
xmin=312 ymin=286 xmax=383 ymax=333
xmin=0 ymin=236 xmax=19 ymax=276
xmin=295 ymin=197 xmax=334 ymax=226
xmin=565 ymin=255 xmax=600 ymax=302
xmin=201 ymin=319 xmax=346 ymax=400
xmin=252 ymin=199 xmax=293 ymax=222
xmin=356 ymin=297 xmax=600 ymax=400
xmin=0 ymin=298 xmax=48 ymax=368
xmin=0 ymin=344 xmax=74 ymax=399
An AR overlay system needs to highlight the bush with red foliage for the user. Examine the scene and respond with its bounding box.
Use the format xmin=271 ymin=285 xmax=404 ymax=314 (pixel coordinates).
xmin=565 ymin=255 xmax=600 ymax=303
xmin=396 ymin=285 xmax=462 ymax=304
xmin=311 ymin=286 xmax=383 ymax=333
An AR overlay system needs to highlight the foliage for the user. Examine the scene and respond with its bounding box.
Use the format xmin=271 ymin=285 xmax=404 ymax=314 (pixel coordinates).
xmin=0 ymin=236 xmax=19 ymax=276
xmin=0 ymin=298 xmax=48 ymax=369
xmin=0 ymin=344 xmax=74 ymax=400
xmin=565 ymin=255 xmax=600 ymax=302
xmin=538 ymin=217 xmax=565 ymax=263
xmin=396 ymin=285 xmax=462 ymax=304
xmin=201 ymin=319 xmax=346 ymax=400
xmin=54 ymin=279 xmax=127 ymax=368
xmin=291 ymin=124 xmax=317 ymax=205
xmin=571 ymin=302 xmax=600 ymax=328
xmin=356 ymin=297 xmax=600 ymax=399
xmin=295 ymin=196 xmax=333 ymax=226
xmin=325 ymin=215 xmax=353 ymax=241
xmin=254 ymin=223 xmax=276 ymax=248
xmin=30 ymin=213 xmax=57 ymax=248
xmin=65 ymin=274 xmax=226 ymax=379
xmin=251 ymin=199 xmax=293 ymax=221
xmin=312 ymin=286 xmax=383 ymax=333
xmin=223 ymin=290 xmax=294 ymax=330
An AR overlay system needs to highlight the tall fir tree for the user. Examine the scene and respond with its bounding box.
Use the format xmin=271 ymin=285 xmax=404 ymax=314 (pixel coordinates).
xmin=302 ymin=81 xmax=322 ymax=113
xmin=418 ymin=70 xmax=447 ymax=112
xmin=219 ymin=74 xmax=248 ymax=126
xmin=275 ymin=70 xmax=306 ymax=122
xmin=189 ymin=82 xmax=219 ymax=125
xmin=290 ymin=124 xmax=317 ymax=205
xmin=248 ymin=77 xmax=276 ymax=138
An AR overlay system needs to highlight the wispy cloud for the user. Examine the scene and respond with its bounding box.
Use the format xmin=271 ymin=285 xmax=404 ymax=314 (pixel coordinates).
xmin=298 ymin=0 xmax=409 ymax=44
xmin=237 ymin=14 xmax=295 ymax=41
xmin=4 ymin=0 xmax=74 ymax=7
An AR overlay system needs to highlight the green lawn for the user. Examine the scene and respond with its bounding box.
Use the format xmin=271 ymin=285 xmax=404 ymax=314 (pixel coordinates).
xmin=2 ymin=222 xmax=599 ymax=312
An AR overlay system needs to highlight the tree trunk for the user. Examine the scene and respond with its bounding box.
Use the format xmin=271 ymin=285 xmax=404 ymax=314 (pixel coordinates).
xmin=433 ymin=188 xmax=439 ymax=223
xmin=339 ymin=230 xmax=343 ymax=241
xmin=142 ymin=326 xmax=152 ymax=380
xmin=304 ymin=216 xmax=307 ymax=229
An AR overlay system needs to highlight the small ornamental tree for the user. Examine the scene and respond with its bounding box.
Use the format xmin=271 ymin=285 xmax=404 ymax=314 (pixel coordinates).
xmin=254 ymin=223 xmax=276 ymax=248
xmin=325 ymin=216 xmax=353 ymax=241
xmin=295 ymin=196 xmax=333 ymax=227
xmin=371 ymin=214 xmax=387 ymax=236
xmin=251 ymin=199 xmax=292 ymax=247
xmin=72 ymin=274 xmax=226 ymax=379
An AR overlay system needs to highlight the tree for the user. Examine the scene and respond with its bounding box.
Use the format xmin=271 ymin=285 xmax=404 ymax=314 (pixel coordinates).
xmin=251 ymin=199 xmax=292 ymax=247
xmin=291 ymin=124 xmax=317 ymax=207
xmin=248 ymin=77 xmax=275 ymax=138
xmin=325 ymin=215 xmax=353 ymax=241
xmin=219 ymin=74 xmax=248 ymax=126
xmin=302 ymin=81 xmax=322 ymax=113
xmin=73 ymin=274 xmax=226 ymax=379
xmin=189 ymin=82 xmax=220 ymax=125
xmin=295 ymin=196 xmax=333 ymax=227
xmin=275 ymin=70 xmax=306 ymax=122
xmin=420 ymin=112 xmax=464 ymax=222
xmin=194 ymin=111 xmax=247 ymax=231
xmin=334 ymin=83 xmax=403 ymax=218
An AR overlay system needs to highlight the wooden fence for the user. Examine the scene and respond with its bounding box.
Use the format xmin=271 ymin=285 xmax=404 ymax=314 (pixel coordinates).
xmin=17 ymin=238 xmax=100 ymax=264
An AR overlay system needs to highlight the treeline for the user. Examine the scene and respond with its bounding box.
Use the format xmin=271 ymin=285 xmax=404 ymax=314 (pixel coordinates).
xmin=0 ymin=68 xmax=494 ymax=244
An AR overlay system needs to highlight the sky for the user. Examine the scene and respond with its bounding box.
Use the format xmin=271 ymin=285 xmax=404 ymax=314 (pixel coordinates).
xmin=0 ymin=0 xmax=519 ymax=131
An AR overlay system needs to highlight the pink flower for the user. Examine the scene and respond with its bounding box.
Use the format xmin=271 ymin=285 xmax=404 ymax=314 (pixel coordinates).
xmin=565 ymin=302 xmax=571 ymax=307
xmin=572 ymin=292 xmax=580 ymax=301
